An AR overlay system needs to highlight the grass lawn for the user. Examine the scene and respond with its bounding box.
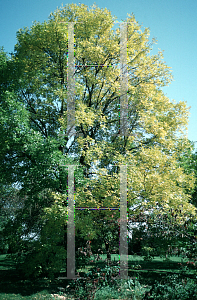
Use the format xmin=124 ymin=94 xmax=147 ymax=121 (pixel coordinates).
xmin=0 ymin=253 xmax=195 ymax=299
xmin=78 ymin=254 xmax=195 ymax=285
xmin=0 ymin=255 xmax=58 ymax=299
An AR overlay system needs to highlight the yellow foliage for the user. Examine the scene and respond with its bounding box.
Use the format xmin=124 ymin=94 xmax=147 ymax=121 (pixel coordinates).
xmin=15 ymin=3 xmax=196 ymax=233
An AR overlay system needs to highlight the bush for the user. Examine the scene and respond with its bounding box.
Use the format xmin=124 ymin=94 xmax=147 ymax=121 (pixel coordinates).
xmin=142 ymin=246 xmax=154 ymax=261
xmin=11 ymin=241 xmax=67 ymax=279
xmin=65 ymin=264 xmax=120 ymax=299
xmin=64 ymin=264 xmax=149 ymax=300
xmin=146 ymin=274 xmax=197 ymax=299
xmin=94 ymin=285 xmax=121 ymax=300
xmin=76 ymin=243 xmax=94 ymax=269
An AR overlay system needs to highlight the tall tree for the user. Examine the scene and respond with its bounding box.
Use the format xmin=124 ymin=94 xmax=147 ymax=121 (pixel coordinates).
xmin=0 ymin=3 xmax=196 ymax=275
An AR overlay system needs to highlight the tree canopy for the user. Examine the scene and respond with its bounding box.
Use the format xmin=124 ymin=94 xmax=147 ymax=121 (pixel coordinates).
xmin=0 ymin=3 xmax=196 ymax=277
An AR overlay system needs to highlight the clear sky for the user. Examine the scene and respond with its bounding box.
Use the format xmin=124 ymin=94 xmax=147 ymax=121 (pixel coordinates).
xmin=0 ymin=0 xmax=196 ymax=150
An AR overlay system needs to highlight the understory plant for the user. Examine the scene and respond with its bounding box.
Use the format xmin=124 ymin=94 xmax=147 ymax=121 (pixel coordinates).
xmin=146 ymin=274 xmax=197 ymax=300
xmin=63 ymin=263 xmax=150 ymax=300
xmin=94 ymin=277 xmax=149 ymax=300
xmin=65 ymin=264 xmax=119 ymax=299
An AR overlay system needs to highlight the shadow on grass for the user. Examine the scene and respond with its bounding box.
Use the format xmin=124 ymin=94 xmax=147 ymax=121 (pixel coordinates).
xmin=0 ymin=255 xmax=61 ymax=298
xmin=85 ymin=255 xmax=196 ymax=286
xmin=0 ymin=254 xmax=196 ymax=298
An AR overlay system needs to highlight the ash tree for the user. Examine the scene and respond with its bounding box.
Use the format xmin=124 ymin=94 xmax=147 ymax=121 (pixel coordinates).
xmin=0 ymin=3 xmax=196 ymax=276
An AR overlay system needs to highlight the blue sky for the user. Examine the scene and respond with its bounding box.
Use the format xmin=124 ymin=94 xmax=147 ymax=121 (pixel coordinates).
xmin=0 ymin=0 xmax=196 ymax=150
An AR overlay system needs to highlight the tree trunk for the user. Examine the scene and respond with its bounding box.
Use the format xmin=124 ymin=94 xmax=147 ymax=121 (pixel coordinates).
xmin=105 ymin=241 xmax=111 ymax=261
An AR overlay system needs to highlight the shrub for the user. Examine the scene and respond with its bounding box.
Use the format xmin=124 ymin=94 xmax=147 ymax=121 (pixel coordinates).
xmin=12 ymin=241 xmax=67 ymax=279
xmin=65 ymin=264 xmax=120 ymax=299
xmin=64 ymin=264 xmax=149 ymax=300
xmin=146 ymin=274 xmax=197 ymax=299
xmin=142 ymin=246 xmax=154 ymax=261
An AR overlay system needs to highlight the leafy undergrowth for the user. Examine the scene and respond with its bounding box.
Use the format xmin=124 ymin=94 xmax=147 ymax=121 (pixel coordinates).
xmin=0 ymin=255 xmax=58 ymax=299
xmin=0 ymin=254 xmax=196 ymax=300
xmin=57 ymin=266 xmax=150 ymax=300
xmin=145 ymin=274 xmax=197 ymax=300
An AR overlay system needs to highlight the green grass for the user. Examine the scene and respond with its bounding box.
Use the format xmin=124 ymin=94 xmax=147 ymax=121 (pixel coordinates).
xmin=92 ymin=253 xmax=188 ymax=262
xmin=0 ymin=254 xmax=195 ymax=299
xmin=0 ymin=291 xmax=54 ymax=299
xmin=0 ymin=255 xmax=57 ymax=299
xmin=79 ymin=254 xmax=195 ymax=285
xmin=0 ymin=254 xmax=16 ymax=270
xmin=87 ymin=253 xmax=189 ymax=272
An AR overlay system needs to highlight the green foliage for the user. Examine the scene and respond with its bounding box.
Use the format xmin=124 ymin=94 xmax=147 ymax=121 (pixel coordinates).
xmin=94 ymin=278 xmax=148 ymax=300
xmin=128 ymin=206 xmax=197 ymax=265
xmin=1 ymin=2 xmax=197 ymax=279
xmin=1 ymin=252 xmax=197 ymax=299
xmin=142 ymin=246 xmax=154 ymax=261
xmin=147 ymin=274 xmax=197 ymax=299
xmin=65 ymin=264 xmax=119 ymax=299
xmin=15 ymin=241 xmax=67 ymax=279
xmin=189 ymin=150 xmax=197 ymax=208
xmin=65 ymin=264 xmax=148 ymax=300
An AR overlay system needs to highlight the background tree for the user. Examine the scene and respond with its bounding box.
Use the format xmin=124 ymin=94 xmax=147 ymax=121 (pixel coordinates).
xmin=0 ymin=47 xmax=87 ymax=277
xmin=179 ymin=144 xmax=197 ymax=208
